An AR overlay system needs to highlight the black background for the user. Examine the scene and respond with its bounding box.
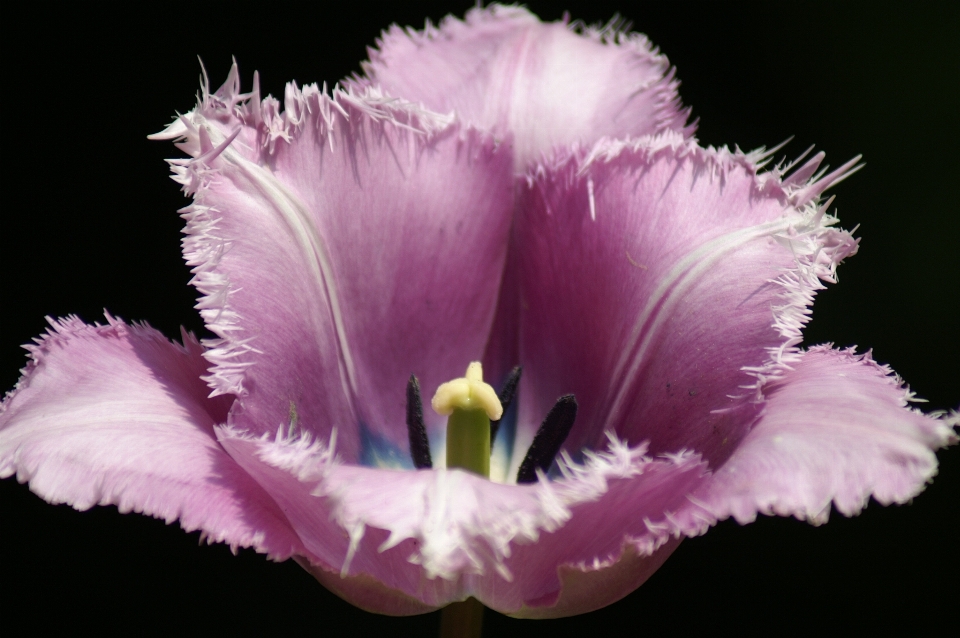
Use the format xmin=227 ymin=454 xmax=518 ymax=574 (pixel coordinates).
xmin=2 ymin=1 xmax=957 ymax=635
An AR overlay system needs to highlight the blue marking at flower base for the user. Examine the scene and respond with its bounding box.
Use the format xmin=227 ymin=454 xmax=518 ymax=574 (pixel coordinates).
xmin=359 ymin=422 xmax=415 ymax=470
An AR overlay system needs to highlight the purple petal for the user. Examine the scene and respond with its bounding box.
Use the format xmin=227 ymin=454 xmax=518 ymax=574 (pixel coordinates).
xmin=505 ymin=540 xmax=682 ymax=619
xmin=219 ymin=426 xmax=710 ymax=616
xmin=513 ymin=135 xmax=861 ymax=475
xmin=483 ymin=444 xmax=709 ymax=617
xmin=0 ymin=315 xmax=303 ymax=559
xmin=218 ymin=427 xmax=460 ymax=610
xmin=354 ymin=5 xmax=692 ymax=168
xmin=692 ymin=346 xmax=958 ymax=524
xmin=154 ymin=67 xmax=514 ymax=462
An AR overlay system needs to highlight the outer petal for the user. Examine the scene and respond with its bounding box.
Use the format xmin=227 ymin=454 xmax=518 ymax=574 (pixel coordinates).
xmin=354 ymin=4 xmax=692 ymax=168
xmin=514 ymin=134 xmax=860 ymax=474
xmin=153 ymin=66 xmax=514 ymax=463
xmin=219 ymin=426 xmax=709 ymax=616
xmin=0 ymin=315 xmax=303 ymax=559
xmin=690 ymin=346 xmax=958 ymax=524
xmin=484 ymin=446 xmax=708 ymax=617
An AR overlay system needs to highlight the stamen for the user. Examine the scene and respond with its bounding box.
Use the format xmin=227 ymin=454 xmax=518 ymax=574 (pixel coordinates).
xmin=516 ymin=395 xmax=578 ymax=484
xmin=406 ymin=375 xmax=432 ymax=469
xmin=490 ymin=366 xmax=522 ymax=449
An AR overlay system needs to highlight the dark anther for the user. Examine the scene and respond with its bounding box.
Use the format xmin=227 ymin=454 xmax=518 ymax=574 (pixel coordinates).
xmin=516 ymin=395 xmax=578 ymax=484
xmin=406 ymin=375 xmax=432 ymax=469
xmin=490 ymin=366 xmax=522 ymax=448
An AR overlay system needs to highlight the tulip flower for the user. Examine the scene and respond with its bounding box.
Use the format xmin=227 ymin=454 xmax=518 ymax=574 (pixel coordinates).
xmin=1 ymin=4 xmax=955 ymax=628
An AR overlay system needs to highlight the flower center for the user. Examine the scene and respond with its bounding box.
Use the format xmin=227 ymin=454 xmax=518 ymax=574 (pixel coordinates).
xmin=405 ymin=363 xmax=578 ymax=483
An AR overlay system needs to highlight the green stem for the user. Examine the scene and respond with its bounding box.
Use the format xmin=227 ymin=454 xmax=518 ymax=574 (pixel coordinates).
xmin=440 ymin=408 xmax=489 ymax=636
xmin=439 ymin=597 xmax=484 ymax=638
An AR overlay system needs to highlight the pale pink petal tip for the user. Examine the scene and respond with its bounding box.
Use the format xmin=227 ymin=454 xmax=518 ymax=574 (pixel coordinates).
xmin=353 ymin=3 xmax=693 ymax=168
xmin=692 ymin=346 xmax=958 ymax=526
xmin=0 ymin=314 xmax=303 ymax=560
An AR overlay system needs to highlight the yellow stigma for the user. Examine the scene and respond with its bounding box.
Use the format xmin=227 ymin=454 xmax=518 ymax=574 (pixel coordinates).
xmin=432 ymin=362 xmax=500 ymax=478
xmin=431 ymin=362 xmax=503 ymax=421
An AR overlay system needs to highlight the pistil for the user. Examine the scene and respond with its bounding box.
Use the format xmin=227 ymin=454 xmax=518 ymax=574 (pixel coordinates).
xmin=432 ymin=362 xmax=502 ymax=477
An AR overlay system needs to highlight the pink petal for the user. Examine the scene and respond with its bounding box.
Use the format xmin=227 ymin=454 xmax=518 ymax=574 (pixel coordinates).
xmin=218 ymin=427 xmax=461 ymax=610
xmin=482 ymin=445 xmax=709 ymax=617
xmin=0 ymin=315 xmax=303 ymax=559
xmin=512 ymin=134 xmax=860 ymax=477
xmin=154 ymin=66 xmax=514 ymax=463
xmin=219 ymin=425 xmax=710 ymax=617
xmin=691 ymin=346 xmax=958 ymax=525
xmin=506 ymin=541 xmax=682 ymax=619
xmin=354 ymin=5 xmax=692 ymax=168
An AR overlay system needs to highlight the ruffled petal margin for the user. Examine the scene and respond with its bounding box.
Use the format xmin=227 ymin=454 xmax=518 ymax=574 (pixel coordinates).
xmin=688 ymin=346 xmax=959 ymax=525
xmin=0 ymin=315 xmax=303 ymax=559
xmin=354 ymin=4 xmax=693 ymax=168
xmin=218 ymin=424 xmax=709 ymax=617
xmin=152 ymin=64 xmax=514 ymax=464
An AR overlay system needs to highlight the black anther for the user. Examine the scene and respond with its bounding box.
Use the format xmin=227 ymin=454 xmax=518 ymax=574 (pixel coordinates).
xmin=490 ymin=366 xmax=522 ymax=449
xmin=516 ymin=395 xmax=578 ymax=484
xmin=406 ymin=375 xmax=432 ymax=469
